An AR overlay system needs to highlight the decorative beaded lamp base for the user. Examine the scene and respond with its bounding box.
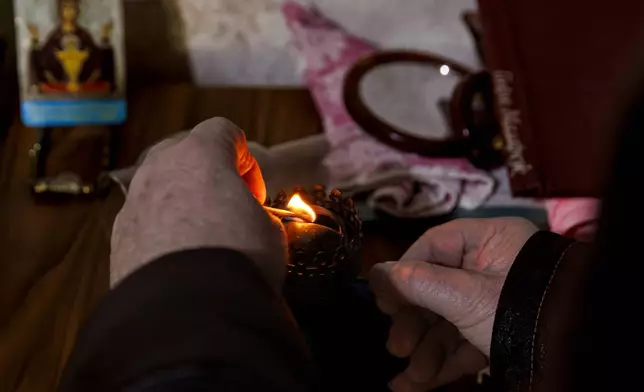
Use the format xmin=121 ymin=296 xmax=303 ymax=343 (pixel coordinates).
xmin=268 ymin=186 xmax=408 ymax=390
xmin=266 ymin=185 xmax=362 ymax=308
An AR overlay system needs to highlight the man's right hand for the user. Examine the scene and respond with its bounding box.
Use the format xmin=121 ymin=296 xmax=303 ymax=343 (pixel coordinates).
xmin=370 ymin=218 xmax=538 ymax=391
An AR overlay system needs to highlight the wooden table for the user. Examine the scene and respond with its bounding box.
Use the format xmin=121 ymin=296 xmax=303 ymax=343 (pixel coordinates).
xmin=0 ymin=84 xmax=325 ymax=391
xmin=0 ymin=84 xmax=477 ymax=392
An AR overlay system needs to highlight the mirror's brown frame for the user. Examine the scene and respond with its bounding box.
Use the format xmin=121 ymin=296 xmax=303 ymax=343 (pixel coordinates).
xmin=343 ymin=51 xmax=475 ymax=157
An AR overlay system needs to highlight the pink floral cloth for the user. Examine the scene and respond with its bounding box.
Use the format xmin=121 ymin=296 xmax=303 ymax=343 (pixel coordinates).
xmin=282 ymin=1 xmax=494 ymax=217
xmin=545 ymin=198 xmax=600 ymax=241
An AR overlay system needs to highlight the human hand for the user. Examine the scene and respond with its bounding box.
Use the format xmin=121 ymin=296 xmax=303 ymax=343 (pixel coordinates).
xmin=370 ymin=218 xmax=538 ymax=391
xmin=111 ymin=118 xmax=287 ymax=291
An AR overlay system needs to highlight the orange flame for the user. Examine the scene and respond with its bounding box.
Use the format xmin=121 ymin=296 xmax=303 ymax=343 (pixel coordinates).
xmin=287 ymin=194 xmax=316 ymax=222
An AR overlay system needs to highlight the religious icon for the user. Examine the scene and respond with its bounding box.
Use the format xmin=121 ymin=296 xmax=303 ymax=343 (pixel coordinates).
xmin=14 ymin=0 xmax=126 ymax=126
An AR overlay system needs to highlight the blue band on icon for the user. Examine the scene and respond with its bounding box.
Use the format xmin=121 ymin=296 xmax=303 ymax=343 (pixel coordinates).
xmin=21 ymin=99 xmax=127 ymax=127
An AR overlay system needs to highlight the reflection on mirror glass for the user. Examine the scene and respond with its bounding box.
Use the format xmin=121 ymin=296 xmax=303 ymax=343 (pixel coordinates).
xmin=359 ymin=63 xmax=462 ymax=140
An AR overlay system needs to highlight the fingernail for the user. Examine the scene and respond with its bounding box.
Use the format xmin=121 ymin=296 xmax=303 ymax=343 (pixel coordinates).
xmin=373 ymin=261 xmax=396 ymax=273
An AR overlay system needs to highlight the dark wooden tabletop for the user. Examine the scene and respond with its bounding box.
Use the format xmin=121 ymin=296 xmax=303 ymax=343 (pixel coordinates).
xmin=0 ymin=83 xmax=480 ymax=392
xmin=0 ymin=84 xmax=325 ymax=391
xmin=0 ymin=3 xmax=476 ymax=391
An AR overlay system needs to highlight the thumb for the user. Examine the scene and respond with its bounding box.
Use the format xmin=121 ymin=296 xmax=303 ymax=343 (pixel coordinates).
xmin=372 ymin=260 xmax=490 ymax=330
xmin=190 ymin=117 xmax=267 ymax=203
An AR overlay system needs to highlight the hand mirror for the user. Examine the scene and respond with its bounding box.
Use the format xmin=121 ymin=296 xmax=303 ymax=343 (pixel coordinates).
xmin=343 ymin=51 xmax=505 ymax=169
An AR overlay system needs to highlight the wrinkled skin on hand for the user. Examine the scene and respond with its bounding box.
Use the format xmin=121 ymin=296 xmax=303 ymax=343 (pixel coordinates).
xmin=370 ymin=218 xmax=538 ymax=391
xmin=111 ymin=117 xmax=287 ymax=291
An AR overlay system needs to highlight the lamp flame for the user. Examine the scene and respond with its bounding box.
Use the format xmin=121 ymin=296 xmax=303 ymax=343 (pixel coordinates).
xmin=287 ymin=194 xmax=316 ymax=222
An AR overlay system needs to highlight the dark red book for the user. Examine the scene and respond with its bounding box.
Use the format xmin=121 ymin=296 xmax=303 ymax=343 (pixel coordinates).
xmin=477 ymin=0 xmax=644 ymax=196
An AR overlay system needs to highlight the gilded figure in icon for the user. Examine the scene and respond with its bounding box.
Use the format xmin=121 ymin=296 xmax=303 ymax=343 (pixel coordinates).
xmin=27 ymin=0 xmax=115 ymax=94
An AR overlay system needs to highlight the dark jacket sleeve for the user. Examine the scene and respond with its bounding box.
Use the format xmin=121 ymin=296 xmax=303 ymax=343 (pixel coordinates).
xmin=491 ymin=71 xmax=644 ymax=392
xmin=58 ymin=248 xmax=318 ymax=392
xmin=490 ymin=231 xmax=593 ymax=392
